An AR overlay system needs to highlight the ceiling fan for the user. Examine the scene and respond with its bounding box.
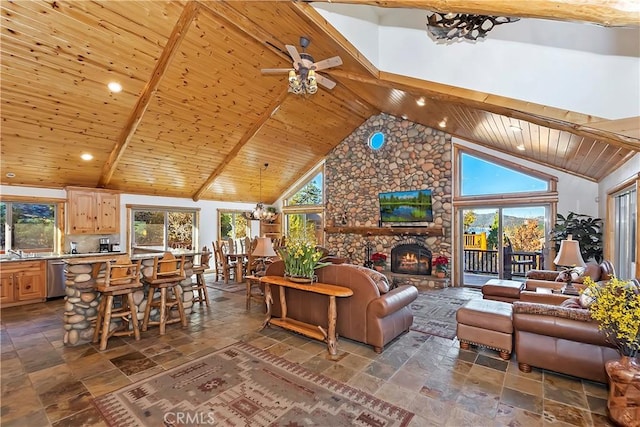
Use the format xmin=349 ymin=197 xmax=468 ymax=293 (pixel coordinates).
xmin=261 ymin=36 xmax=342 ymax=94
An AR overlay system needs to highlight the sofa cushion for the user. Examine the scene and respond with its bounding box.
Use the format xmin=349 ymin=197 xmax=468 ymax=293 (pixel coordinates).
xmin=344 ymin=264 xmax=390 ymax=294
xmin=513 ymin=301 xmax=592 ymax=322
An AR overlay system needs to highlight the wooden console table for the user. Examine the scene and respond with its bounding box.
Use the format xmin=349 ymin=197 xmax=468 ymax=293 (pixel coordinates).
xmin=259 ymin=275 xmax=353 ymax=356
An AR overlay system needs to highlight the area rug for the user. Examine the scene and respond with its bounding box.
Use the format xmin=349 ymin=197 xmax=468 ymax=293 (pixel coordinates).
xmin=94 ymin=341 xmax=414 ymax=427
xmin=410 ymin=288 xmax=478 ymax=339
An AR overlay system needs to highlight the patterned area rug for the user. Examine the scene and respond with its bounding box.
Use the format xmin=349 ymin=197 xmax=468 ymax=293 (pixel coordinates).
xmin=94 ymin=342 xmax=414 ymax=426
xmin=410 ymin=288 xmax=479 ymax=339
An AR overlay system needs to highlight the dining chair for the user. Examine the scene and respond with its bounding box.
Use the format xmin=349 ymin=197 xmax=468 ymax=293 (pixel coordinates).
xmin=215 ymin=244 xmax=236 ymax=284
xmin=212 ymin=241 xmax=224 ymax=281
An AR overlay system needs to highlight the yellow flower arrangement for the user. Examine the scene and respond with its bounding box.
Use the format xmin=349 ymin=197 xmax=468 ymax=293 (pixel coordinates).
xmin=278 ymin=235 xmax=330 ymax=280
xmin=582 ymin=276 xmax=640 ymax=357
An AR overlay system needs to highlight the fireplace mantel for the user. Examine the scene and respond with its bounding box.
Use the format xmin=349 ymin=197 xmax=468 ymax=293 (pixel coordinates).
xmin=324 ymin=226 xmax=443 ymax=236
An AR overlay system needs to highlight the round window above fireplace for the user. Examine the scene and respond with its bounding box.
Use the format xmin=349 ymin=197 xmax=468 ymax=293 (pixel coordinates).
xmin=368 ymin=131 xmax=385 ymax=150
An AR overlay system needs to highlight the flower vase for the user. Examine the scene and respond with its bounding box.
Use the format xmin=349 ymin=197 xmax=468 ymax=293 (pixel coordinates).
xmin=436 ymin=270 xmax=445 ymax=278
xmin=285 ymin=273 xmax=315 ymax=284
xmin=605 ymin=355 xmax=640 ymax=427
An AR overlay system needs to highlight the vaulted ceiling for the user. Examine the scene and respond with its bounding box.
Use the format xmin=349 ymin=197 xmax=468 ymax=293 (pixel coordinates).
xmin=1 ymin=0 xmax=638 ymax=204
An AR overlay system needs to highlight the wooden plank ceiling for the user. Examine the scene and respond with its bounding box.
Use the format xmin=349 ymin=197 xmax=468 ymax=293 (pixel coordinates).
xmin=1 ymin=0 xmax=638 ymax=203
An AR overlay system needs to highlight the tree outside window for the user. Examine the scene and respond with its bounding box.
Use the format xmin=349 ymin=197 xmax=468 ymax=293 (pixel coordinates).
xmin=0 ymin=202 xmax=56 ymax=252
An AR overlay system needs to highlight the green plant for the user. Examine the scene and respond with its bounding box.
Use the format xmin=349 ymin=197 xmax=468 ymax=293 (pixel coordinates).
xmin=583 ymin=277 xmax=640 ymax=357
xmin=550 ymin=212 xmax=603 ymax=262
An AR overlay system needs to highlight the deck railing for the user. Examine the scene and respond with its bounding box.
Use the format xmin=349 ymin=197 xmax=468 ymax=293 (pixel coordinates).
xmin=463 ymin=248 xmax=543 ymax=278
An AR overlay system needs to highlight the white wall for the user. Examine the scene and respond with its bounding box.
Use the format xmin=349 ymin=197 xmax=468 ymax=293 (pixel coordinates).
xmin=453 ymin=138 xmax=599 ymax=217
xmin=0 ymin=185 xmax=261 ymax=251
xmin=314 ymin=5 xmax=640 ymax=119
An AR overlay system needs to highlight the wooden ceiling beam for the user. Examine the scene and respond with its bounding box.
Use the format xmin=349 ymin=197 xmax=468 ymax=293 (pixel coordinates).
xmin=331 ymin=69 xmax=640 ymax=151
xmin=191 ymin=88 xmax=290 ymax=202
xmin=98 ymin=1 xmax=200 ymax=188
xmin=318 ymin=0 xmax=640 ymax=27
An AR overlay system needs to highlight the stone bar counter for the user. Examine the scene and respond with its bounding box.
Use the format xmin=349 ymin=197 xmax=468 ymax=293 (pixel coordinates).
xmin=63 ymin=251 xmax=198 ymax=346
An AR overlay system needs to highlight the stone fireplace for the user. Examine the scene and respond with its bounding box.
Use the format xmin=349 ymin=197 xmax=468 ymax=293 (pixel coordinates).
xmin=391 ymin=239 xmax=432 ymax=276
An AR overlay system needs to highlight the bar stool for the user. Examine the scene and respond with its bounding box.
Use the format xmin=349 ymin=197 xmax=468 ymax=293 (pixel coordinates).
xmin=142 ymin=252 xmax=187 ymax=335
xmin=93 ymin=255 xmax=142 ymax=351
xmin=192 ymin=247 xmax=211 ymax=306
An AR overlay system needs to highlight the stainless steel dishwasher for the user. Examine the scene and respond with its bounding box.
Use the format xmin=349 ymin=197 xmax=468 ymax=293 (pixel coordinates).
xmin=47 ymin=260 xmax=66 ymax=298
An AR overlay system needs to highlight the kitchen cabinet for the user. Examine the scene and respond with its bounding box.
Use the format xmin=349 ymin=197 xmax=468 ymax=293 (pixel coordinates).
xmin=1 ymin=260 xmax=46 ymax=307
xmin=67 ymin=187 xmax=120 ymax=234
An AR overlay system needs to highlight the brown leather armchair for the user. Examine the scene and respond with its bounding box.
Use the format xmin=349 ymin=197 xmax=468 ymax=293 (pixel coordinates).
xmin=264 ymin=260 xmax=418 ymax=353
xmin=523 ymin=260 xmax=615 ymax=292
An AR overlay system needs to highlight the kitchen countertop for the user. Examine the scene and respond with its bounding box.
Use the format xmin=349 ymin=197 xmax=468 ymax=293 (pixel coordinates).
xmin=0 ymin=249 xmax=200 ymax=263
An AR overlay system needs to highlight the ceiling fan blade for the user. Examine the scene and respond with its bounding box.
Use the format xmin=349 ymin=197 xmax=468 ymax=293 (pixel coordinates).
xmin=261 ymin=68 xmax=293 ymax=74
xmin=312 ymin=56 xmax=343 ymax=71
xmin=285 ymin=44 xmax=302 ymax=70
xmin=316 ymin=74 xmax=337 ymax=90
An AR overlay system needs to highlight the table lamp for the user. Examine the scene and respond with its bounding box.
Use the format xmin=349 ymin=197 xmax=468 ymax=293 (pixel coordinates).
xmin=252 ymin=237 xmax=277 ymax=275
xmin=553 ymin=235 xmax=586 ymax=296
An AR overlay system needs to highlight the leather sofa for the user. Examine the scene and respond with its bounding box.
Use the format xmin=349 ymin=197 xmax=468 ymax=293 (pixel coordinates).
xmin=264 ymin=260 xmax=418 ymax=353
xmin=513 ymin=300 xmax=619 ymax=383
xmin=523 ymin=260 xmax=615 ymax=293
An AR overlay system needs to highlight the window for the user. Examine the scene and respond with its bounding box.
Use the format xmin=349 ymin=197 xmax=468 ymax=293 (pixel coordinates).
xmin=219 ymin=210 xmax=249 ymax=240
xmin=460 ymin=152 xmax=548 ymax=196
xmin=368 ymin=131 xmax=385 ymax=150
xmin=454 ymin=147 xmax=558 ymax=285
xmin=131 ymin=208 xmax=197 ymax=251
xmin=0 ymin=202 xmax=57 ymax=253
xmin=283 ymin=165 xmax=325 ymax=244
xmin=284 ymin=212 xmax=324 ymax=244
xmin=287 ymin=172 xmax=323 ymax=206
xmin=610 ymin=183 xmax=637 ymax=279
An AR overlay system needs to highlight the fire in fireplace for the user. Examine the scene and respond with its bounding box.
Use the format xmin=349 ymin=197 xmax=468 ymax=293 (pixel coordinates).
xmin=391 ymin=242 xmax=432 ymax=275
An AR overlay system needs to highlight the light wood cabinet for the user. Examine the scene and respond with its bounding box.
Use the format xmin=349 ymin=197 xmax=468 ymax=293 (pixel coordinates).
xmin=67 ymin=187 xmax=120 ymax=234
xmin=260 ymin=216 xmax=281 ymax=240
xmin=1 ymin=260 xmax=46 ymax=307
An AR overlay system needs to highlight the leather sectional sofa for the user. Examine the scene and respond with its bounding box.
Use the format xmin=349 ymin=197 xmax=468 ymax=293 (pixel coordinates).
xmin=264 ymin=260 xmax=418 ymax=353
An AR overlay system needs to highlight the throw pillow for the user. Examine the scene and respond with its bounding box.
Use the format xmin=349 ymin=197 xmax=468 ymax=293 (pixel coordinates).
xmin=579 ymin=286 xmax=597 ymax=308
xmin=344 ymin=264 xmax=390 ymax=294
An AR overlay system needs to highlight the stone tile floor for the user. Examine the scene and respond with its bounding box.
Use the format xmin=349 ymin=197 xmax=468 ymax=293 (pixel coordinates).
xmin=0 ymin=281 xmax=613 ymax=426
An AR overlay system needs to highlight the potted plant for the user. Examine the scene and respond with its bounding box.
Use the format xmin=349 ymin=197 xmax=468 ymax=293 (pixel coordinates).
xmin=582 ymin=276 xmax=640 ymax=425
xmin=550 ymin=212 xmax=603 ymax=262
xmin=433 ymin=255 xmax=449 ymax=278
xmin=371 ymin=252 xmax=387 ymax=272
xmin=278 ymin=236 xmax=330 ymax=283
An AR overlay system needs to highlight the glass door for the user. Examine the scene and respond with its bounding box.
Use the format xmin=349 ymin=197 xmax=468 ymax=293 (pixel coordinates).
xmin=461 ymin=206 xmax=548 ymax=287
xmin=613 ymin=186 xmax=637 ymax=279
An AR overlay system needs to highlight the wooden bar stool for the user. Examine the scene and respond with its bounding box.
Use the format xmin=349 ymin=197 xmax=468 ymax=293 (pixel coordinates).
xmin=92 ymin=255 xmax=142 ymax=351
xmin=142 ymin=252 xmax=187 ymax=335
xmin=192 ymin=247 xmax=211 ymax=306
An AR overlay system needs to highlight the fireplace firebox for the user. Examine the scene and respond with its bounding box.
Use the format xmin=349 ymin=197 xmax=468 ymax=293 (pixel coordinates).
xmin=391 ymin=241 xmax=432 ymax=275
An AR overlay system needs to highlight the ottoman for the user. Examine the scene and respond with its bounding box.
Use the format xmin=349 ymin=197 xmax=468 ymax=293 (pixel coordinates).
xmin=481 ymin=279 xmax=525 ymax=303
xmin=456 ymin=299 xmax=513 ymax=360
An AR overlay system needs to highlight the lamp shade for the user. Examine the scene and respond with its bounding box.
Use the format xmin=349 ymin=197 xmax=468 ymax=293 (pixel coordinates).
xmin=252 ymin=237 xmax=277 ymax=257
xmin=553 ymin=236 xmax=586 ymax=267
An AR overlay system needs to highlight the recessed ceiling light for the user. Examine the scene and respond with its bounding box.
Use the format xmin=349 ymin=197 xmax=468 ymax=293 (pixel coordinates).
xmin=401 ymin=115 xmax=408 ymax=120
xmin=107 ymin=81 xmax=122 ymax=93
xmin=516 ymin=144 xmax=526 ymax=151
xmin=438 ymin=119 xmax=447 ymax=128
xmin=6 ymin=172 xmax=15 ymax=178
xmin=81 ymin=153 xmax=93 ymax=161
xmin=509 ymin=125 xmax=522 ymax=132
xmin=416 ymin=97 xmax=426 ymax=107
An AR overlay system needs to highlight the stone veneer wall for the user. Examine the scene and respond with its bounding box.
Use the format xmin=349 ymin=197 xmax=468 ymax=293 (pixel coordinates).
xmin=324 ymin=113 xmax=452 ymax=286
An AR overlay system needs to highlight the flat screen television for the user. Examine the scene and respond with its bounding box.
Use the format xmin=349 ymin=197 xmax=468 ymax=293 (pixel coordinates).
xmin=379 ymin=189 xmax=433 ymax=224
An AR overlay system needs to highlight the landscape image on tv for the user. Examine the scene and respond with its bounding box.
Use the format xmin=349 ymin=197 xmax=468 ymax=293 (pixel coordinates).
xmin=379 ymin=189 xmax=433 ymax=223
